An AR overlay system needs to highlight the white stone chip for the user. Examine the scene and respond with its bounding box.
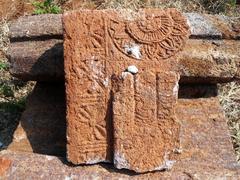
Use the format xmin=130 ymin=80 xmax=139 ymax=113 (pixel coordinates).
xmin=127 ymin=65 xmax=138 ymax=74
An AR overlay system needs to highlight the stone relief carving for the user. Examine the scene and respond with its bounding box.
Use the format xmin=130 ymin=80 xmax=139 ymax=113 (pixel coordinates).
xmin=63 ymin=9 xmax=190 ymax=172
xmin=108 ymin=9 xmax=189 ymax=60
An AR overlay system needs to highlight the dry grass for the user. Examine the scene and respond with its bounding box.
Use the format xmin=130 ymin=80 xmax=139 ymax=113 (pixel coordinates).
xmin=62 ymin=0 xmax=239 ymax=16
xmin=219 ymin=82 xmax=240 ymax=161
xmin=0 ymin=21 xmax=9 ymax=54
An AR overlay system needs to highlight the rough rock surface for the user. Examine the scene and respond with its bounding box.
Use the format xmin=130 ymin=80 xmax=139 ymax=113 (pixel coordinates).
xmin=184 ymin=13 xmax=222 ymax=38
xmin=9 ymin=13 xmax=239 ymax=40
xmin=8 ymin=39 xmax=240 ymax=82
xmin=63 ymin=9 xmax=189 ymax=171
xmin=178 ymin=39 xmax=240 ymax=83
xmin=8 ymin=39 xmax=64 ymax=81
xmin=0 ymin=157 xmax=11 ymax=177
xmin=1 ymin=98 xmax=239 ymax=178
xmin=9 ymin=14 xmax=63 ymax=40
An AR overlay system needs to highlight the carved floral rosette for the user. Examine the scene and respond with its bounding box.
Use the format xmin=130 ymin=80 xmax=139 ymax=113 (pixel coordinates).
xmin=108 ymin=9 xmax=190 ymax=61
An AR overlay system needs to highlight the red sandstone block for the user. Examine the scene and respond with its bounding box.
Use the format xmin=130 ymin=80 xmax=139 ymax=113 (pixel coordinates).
xmin=63 ymin=9 xmax=189 ymax=171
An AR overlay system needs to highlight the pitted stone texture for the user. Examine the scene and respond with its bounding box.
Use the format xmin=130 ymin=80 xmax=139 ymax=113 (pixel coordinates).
xmin=1 ymin=150 xmax=239 ymax=180
xmin=63 ymin=9 xmax=189 ymax=168
xmin=8 ymin=39 xmax=240 ymax=82
xmin=8 ymin=40 xmax=64 ymax=81
xmin=8 ymin=14 xmax=240 ymax=82
xmin=0 ymin=157 xmax=11 ymax=177
xmin=9 ymin=14 xmax=63 ymax=39
xmin=178 ymin=39 xmax=240 ymax=83
xmin=184 ymin=13 xmax=222 ymax=38
xmin=113 ymin=72 xmax=180 ymax=172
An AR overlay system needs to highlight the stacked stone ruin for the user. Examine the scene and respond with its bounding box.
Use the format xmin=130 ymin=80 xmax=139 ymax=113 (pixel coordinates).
xmin=1 ymin=9 xmax=240 ymax=178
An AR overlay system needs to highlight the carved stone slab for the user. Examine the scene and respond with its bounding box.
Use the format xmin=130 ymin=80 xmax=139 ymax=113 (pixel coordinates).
xmin=63 ymin=9 xmax=189 ymax=171
xmin=113 ymin=72 xmax=180 ymax=172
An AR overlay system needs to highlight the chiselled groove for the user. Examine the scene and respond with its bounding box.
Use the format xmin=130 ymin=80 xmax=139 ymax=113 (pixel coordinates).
xmin=133 ymin=74 xmax=137 ymax=124
xmin=79 ymin=140 xmax=107 ymax=146
xmin=10 ymin=35 xmax=63 ymax=42
xmin=126 ymin=14 xmax=173 ymax=43
xmin=64 ymin=11 xmax=111 ymax=164
xmin=156 ymin=74 xmax=159 ymax=121
xmin=79 ymin=95 xmax=102 ymax=106
xmin=75 ymin=141 xmax=108 ymax=153
xmin=135 ymin=113 xmax=149 ymax=121
xmin=78 ymin=108 xmax=91 ymax=121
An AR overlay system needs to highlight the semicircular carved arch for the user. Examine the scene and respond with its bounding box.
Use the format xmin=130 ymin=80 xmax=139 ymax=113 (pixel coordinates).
xmin=108 ymin=9 xmax=190 ymax=60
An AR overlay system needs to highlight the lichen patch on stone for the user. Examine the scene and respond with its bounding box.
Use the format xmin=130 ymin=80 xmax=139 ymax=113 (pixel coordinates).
xmin=154 ymin=153 xmax=176 ymax=171
xmin=86 ymin=157 xmax=105 ymax=165
xmin=124 ymin=43 xmax=141 ymax=59
xmin=114 ymin=152 xmax=130 ymax=169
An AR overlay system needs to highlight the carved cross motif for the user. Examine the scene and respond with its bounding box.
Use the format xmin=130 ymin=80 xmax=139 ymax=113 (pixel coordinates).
xmin=63 ymin=9 xmax=189 ymax=172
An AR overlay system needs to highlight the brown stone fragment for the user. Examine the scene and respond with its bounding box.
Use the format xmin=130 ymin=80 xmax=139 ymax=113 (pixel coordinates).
xmin=178 ymin=39 xmax=240 ymax=83
xmin=0 ymin=157 xmax=11 ymax=177
xmin=9 ymin=14 xmax=63 ymax=39
xmin=63 ymin=9 xmax=189 ymax=170
xmin=113 ymin=72 xmax=180 ymax=172
xmin=8 ymin=40 xmax=64 ymax=81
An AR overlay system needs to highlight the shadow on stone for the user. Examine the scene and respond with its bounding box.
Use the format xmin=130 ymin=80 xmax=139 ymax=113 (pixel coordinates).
xmin=29 ymin=42 xmax=64 ymax=81
xmin=0 ymin=98 xmax=25 ymax=149
xmin=178 ymin=83 xmax=218 ymax=99
xmin=8 ymin=82 xmax=66 ymax=156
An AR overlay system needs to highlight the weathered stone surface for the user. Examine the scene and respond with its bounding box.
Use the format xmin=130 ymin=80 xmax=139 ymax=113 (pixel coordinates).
xmin=8 ymin=82 xmax=66 ymax=156
xmin=0 ymin=157 xmax=11 ymax=177
xmin=184 ymin=13 xmax=222 ymax=38
xmin=63 ymin=9 xmax=189 ymax=171
xmin=113 ymin=72 xmax=180 ymax=172
xmin=207 ymin=15 xmax=240 ymax=40
xmin=9 ymin=14 xmax=63 ymax=40
xmin=9 ymin=13 xmax=240 ymax=40
xmin=178 ymin=39 xmax=240 ymax=83
xmin=8 ymin=39 xmax=240 ymax=83
xmin=1 ymin=98 xmax=239 ymax=179
xmin=8 ymin=39 xmax=64 ymax=81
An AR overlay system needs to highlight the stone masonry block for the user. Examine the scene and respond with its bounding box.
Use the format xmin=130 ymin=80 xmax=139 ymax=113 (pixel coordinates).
xmin=63 ymin=9 xmax=189 ymax=172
